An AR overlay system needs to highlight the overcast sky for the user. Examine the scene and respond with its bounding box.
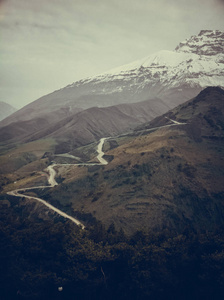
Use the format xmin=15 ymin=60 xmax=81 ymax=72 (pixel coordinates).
xmin=0 ymin=0 xmax=224 ymax=108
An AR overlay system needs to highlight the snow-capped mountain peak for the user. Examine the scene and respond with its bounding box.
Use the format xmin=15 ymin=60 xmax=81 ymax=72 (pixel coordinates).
xmin=71 ymin=30 xmax=223 ymax=84
xmin=2 ymin=30 xmax=223 ymax=126
xmin=68 ymin=30 xmax=223 ymax=105
xmin=103 ymin=30 xmax=224 ymax=75
xmin=105 ymin=50 xmax=199 ymax=74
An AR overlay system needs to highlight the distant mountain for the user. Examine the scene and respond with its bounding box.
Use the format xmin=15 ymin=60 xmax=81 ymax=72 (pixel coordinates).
xmin=0 ymin=107 xmax=82 ymax=145
xmin=0 ymin=97 xmax=170 ymax=153
xmin=0 ymin=101 xmax=16 ymax=121
xmin=42 ymin=87 xmax=224 ymax=234
xmin=1 ymin=30 xmax=223 ymax=128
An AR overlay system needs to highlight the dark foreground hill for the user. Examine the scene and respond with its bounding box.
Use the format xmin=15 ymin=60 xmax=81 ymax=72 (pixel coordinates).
xmin=1 ymin=198 xmax=224 ymax=300
xmin=41 ymin=87 xmax=224 ymax=235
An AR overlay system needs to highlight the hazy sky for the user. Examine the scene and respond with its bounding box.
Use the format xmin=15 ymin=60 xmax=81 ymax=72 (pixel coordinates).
xmin=0 ymin=0 xmax=224 ymax=108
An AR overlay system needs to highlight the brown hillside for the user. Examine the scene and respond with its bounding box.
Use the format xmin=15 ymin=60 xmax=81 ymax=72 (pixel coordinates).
xmin=41 ymin=87 xmax=224 ymax=235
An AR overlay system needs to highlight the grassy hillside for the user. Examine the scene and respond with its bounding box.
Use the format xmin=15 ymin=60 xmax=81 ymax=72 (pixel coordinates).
xmin=40 ymin=87 xmax=224 ymax=235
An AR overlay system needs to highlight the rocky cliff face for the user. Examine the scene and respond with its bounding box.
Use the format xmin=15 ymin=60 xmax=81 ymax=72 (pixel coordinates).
xmin=175 ymin=30 xmax=224 ymax=56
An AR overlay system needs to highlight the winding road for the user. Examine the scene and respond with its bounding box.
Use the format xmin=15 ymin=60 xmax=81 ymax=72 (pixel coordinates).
xmin=47 ymin=165 xmax=58 ymax=187
xmin=7 ymin=119 xmax=186 ymax=229
xmin=7 ymin=187 xmax=86 ymax=229
xmin=7 ymin=138 xmax=108 ymax=229
xmin=96 ymin=137 xmax=108 ymax=165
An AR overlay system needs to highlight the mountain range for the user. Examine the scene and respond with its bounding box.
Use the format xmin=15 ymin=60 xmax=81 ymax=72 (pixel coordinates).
xmin=0 ymin=102 xmax=16 ymax=122
xmin=1 ymin=30 xmax=223 ymax=124
xmin=0 ymin=30 xmax=223 ymax=155
xmin=0 ymin=97 xmax=170 ymax=153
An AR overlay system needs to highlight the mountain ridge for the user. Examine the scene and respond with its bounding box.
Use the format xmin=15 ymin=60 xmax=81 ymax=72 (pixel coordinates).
xmin=0 ymin=97 xmax=170 ymax=156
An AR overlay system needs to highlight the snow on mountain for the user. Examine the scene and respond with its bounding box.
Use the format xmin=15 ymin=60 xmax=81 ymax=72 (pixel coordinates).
xmin=175 ymin=30 xmax=224 ymax=56
xmin=1 ymin=30 xmax=223 ymax=127
xmin=68 ymin=30 xmax=224 ymax=97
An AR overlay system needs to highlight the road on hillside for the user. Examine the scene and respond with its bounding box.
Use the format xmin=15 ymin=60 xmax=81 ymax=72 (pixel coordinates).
xmin=96 ymin=137 xmax=108 ymax=165
xmin=7 ymin=188 xmax=85 ymax=229
xmin=7 ymin=120 xmax=186 ymax=228
xmin=7 ymin=138 xmax=108 ymax=229
xmin=47 ymin=164 xmax=58 ymax=187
